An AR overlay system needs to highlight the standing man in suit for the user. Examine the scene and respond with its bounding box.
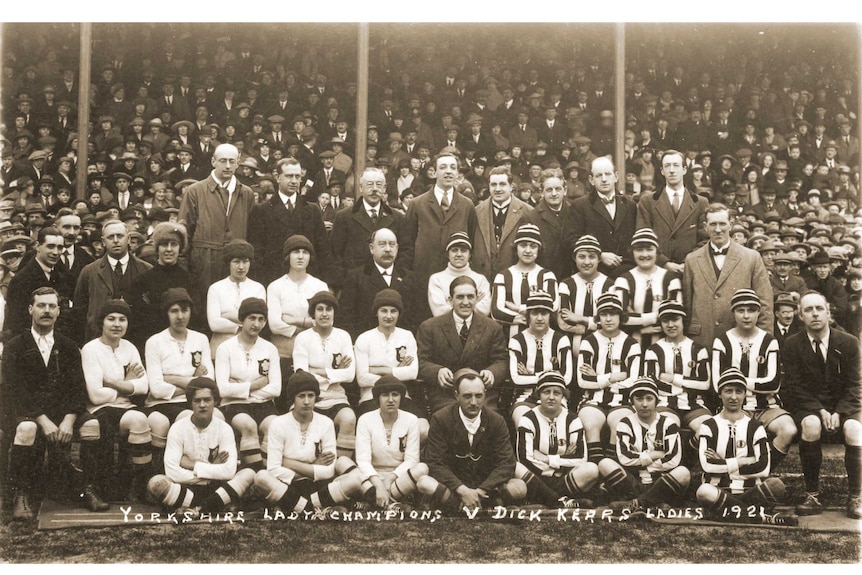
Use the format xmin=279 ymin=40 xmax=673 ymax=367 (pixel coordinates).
xmin=399 ymin=153 xmax=478 ymax=322
xmin=417 ymin=276 xmax=508 ymax=415
xmin=74 ymin=220 xmax=153 ymax=342
xmin=472 ymin=166 xmax=533 ymax=282
xmin=4 ymin=226 xmax=72 ymax=339
xmin=635 ymin=150 xmax=708 ymax=274
xmin=3 ymin=287 xmax=88 ymax=519
xmin=247 ymin=157 xmax=333 ymax=287
xmin=522 ymin=168 xmax=578 ymax=281
xmin=331 ymin=167 xmax=402 ymax=286
xmin=784 ymin=291 xmax=861 ymax=520
xmin=338 ymin=228 xmax=412 ymax=341
xmin=682 ymin=203 xmax=773 ymax=348
xmin=569 ymin=157 xmax=638 ymax=278
xmin=178 ymin=143 xmax=255 ymax=311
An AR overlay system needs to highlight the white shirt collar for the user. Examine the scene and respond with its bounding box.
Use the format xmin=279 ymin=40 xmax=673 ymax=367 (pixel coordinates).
xmin=31 ymin=328 xmax=54 ymax=346
xmin=278 ymin=191 xmax=296 ymax=206
xmin=808 ymin=329 xmax=830 ymax=350
xmin=108 ymin=253 xmax=130 ymax=267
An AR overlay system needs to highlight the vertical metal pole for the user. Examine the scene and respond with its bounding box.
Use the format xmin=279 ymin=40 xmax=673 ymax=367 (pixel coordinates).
xmin=76 ymin=23 xmax=92 ymax=200
xmin=354 ymin=22 xmax=369 ymax=187
xmin=614 ymin=23 xmax=626 ymax=191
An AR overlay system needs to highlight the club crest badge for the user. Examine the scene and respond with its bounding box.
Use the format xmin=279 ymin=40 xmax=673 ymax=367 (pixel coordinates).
xmin=191 ymin=351 xmax=202 ymax=368
xmin=396 ymin=346 xmax=407 ymax=362
xmin=258 ymin=359 xmax=270 ymax=376
xmin=331 ymin=353 xmax=342 ymax=369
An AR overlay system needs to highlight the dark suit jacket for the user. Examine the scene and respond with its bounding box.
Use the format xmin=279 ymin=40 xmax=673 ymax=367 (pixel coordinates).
xmin=682 ymin=241 xmax=774 ymax=348
xmin=337 ymin=261 xmax=413 ymax=341
xmin=417 ymin=312 xmax=508 ymax=410
xmin=424 ymin=403 xmax=516 ymax=493
xmin=635 ymin=188 xmax=708 ymax=266
xmin=568 ymin=192 xmax=638 ymax=277
xmin=2 ymin=329 xmax=87 ymax=422
xmin=783 ymin=328 xmax=861 ymax=417
xmin=775 ymin=317 xmax=804 ymax=347
xmin=330 ymin=201 xmax=403 ymax=287
xmin=4 ymin=260 xmax=75 ymax=339
xmin=74 ymin=254 xmax=153 ymax=342
xmin=535 ymin=120 xmax=568 ymax=153
xmin=308 ymin=168 xmax=347 ymax=205
xmin=749 ymin=201 xmax=790 ymax=221
xmin=247 ymin=194 xmax=334 ymax=287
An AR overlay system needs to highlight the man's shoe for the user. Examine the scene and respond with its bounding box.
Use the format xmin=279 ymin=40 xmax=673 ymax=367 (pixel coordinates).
xmin=609 ymin=498 xmax=643 ymax=514
xmin=795 ymin=492 xmax=824 ymax=516
xmin=80 ymin=484 xmax=110 ymax=512
xmin=12 ymin=493 xmax=34 ymax=520
xmin=847 ymin=495 xmax=862 ymax=520
xmin=761 ymin=511 xmax=799 ymax=526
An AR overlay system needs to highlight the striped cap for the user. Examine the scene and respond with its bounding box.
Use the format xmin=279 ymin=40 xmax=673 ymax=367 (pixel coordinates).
xmin=526 ymin=290 xmax=555 ymax=312
xmin=629 ymin=376 xmax=659 ymax=399
xmin=631 ymin=228 xmax=659 ymax=248
xmin=730 ymin=288 xmax=761 ymax=310
xmin=514 ymin=223 xmax=543 ymax=246
xmin=595 ymin=292 xmax=623 ymax=315
xmin=446 ymin=231 xmax=472 ymax=251
xmin=536 ymin=371 xmax=569 ymax=397
xmin=573 ymin=234 xmax=602 ymax=255
xmin=657 ymin=299 xmax=687 ymax=319
xmin=716 ymin=367 xmax=748 ymax=392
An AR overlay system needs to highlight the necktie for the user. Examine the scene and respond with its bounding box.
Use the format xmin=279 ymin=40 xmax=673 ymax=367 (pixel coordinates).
xmin=440 ymin=193 xmax=450 ymax=212
xmin=61 ymin=251 xmax=69 ymax=270
xmin=459 ymin=321 xmax=469 ymax=344
xmin=712 ymin=246 xmax=728 ymax=257
xmin=601 ymin=195 xmax=614 ymax=206
xmin=644 ymin=279 xmax=654 ymax=314
xmin=113 ymin=260 xmax=124 ymax=291
xmin=813 ymin=338 xmax=825 ymax=368
xmin=673 ymin=345 xmax=683 ymax=374
xmin=381 ymin=269 xmax=391 ymax=286
xmin=583 ymin=282 xmax=594 ymax=317
xmin=605 ymin=340 xmax=614 ymax=374
xmin=520 ymin=272 xmax=531 ymax=302
xmin=534 ymin=337 xmax=545 ymax=373
xmin=370 ymin=208 xmax=378 ymax=224
xmin=672 ymin=192 xmax=680 ymax=216
xmin=286 ymin=199 xmax=294 ymax=215
xmin=739 ymin=341 xmax=751 ymax=375
xmin=548 ymin=420 xmax=558 ymax=454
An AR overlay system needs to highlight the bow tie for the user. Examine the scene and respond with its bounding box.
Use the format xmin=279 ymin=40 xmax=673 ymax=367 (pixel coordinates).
xmin=711 ymin=246 xmax=729 ymax=256
xmin=600 ymin=195 xmax=615 ymax=205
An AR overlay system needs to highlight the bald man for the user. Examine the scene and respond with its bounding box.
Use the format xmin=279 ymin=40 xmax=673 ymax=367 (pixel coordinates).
xmin=178 ymin=144 xmax=256 ymax=312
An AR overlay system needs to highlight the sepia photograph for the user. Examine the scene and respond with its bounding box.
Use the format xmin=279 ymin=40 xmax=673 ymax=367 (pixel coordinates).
xmin=0 ymin=7 xmax=861 ymax=565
